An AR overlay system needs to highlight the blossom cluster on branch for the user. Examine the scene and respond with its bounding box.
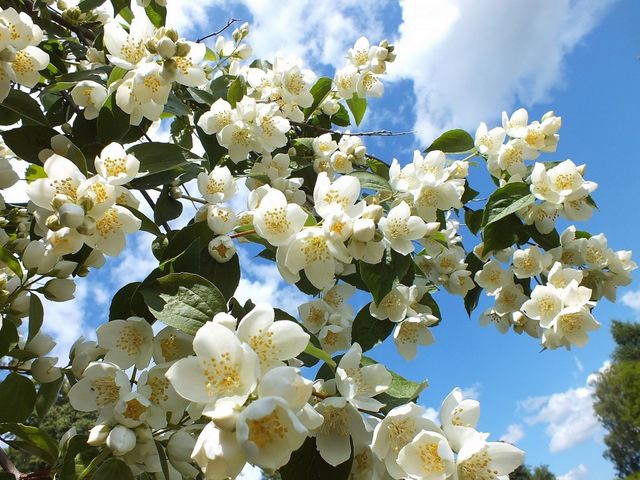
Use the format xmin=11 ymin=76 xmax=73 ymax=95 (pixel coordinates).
xmin=0 ymin=1 xmax=634 ymax=479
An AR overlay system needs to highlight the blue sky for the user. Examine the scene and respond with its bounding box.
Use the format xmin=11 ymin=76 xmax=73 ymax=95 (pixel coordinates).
xmin=34 ymin=1 xmax=640 ymax=479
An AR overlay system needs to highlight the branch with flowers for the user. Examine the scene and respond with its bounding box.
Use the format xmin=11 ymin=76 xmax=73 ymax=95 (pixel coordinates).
xmin=0 ymin=0 xmax=635 ymax=479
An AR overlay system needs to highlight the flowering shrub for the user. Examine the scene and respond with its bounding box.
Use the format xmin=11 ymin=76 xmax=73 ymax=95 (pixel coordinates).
xmin=0 ymin=1 xmax=635 ymax=479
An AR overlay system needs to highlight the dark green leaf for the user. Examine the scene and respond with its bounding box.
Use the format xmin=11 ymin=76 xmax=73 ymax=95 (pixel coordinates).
xmin=461 ymin=180 xmax=479 ymax=204
xmin=155 ymin=441 xmax=170 ymax=480
xmin=227 ymin=77 xmax=247 ymax=107
xmin=0 ymin=244 xmax=22 ymax=279
xmin=35 ymin=376 xmax=64 ymax=419
xmin=97 ymin=94 xmax=130 ymax=143
xmin=1 ymin=126 xmax=58 ymax=164
xmin=140 ymin=272 xmax=226 ymax=335
xmin=94 ymin=458 xmax=134 ymax=480
xmin=163 ymin=93 xmax=190 ymax=117
xmin=331 ymin=104 xmax=351 ymax=127
xmin=0 ymin=374 xmax=37 ymax=422
xmin=111 ymin=0 xmax=130 ymax=16
xmin=109 ymin=282 xmax=142 ymax=320
xmin=280 ymin=437 xmax=353 ymax=480
xmin=482 ymin=182 xmax=534 ymax=227
xmin=483 ymin=215 xmax=526 ymax=253
xmin=60 ymin=434 xmax=99 ymax=480
xmin=463 ymin=252 xmax=484 ymax=316
xmin=346 ymin=94 xmax=367 ymax=126
xmin=0 ymin=319 xmax=18 ymax=357
xmin=367 ymin=157 xmax=390 ymax=180
xmin=0 ymin=89 xmax=49 ymax=127
xmin=362 ymin=356 xmax=428 ymax=413
xmin=464 ymin=208 xmax=483 ymax=235
xmin=127 ymin=142 xmax=190 ymax=177
xmin=351 ymin=303 xmax=394 ymax=352
xmin=123 ymin=206 xmax=163 ymax=237
xmin=154 ymin=184 xmax=183 ymax=225
xmin=359 ymin=250 xmax=411 ymax=305
xmin=0 ymin=423 xmax=58 ymax=464
xmin=78 ymin=0 xmax=107 ymax=11
xmin=28 ymin=294 xmax=44 ymax=343
xmin=425 ymin=129 xmax=474 ymax=154
xmin=144 ymin=2 xmax=167 ymax=28
xmin=303 ymin=77 xmax=333 ymax=120
xmin=525 ymin=225 xmax=560 ymax=250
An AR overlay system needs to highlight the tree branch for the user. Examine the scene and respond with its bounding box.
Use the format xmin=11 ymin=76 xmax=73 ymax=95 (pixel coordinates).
xmin=0 ymin=448 xmax=21 ymax=480
xmin=290 ymin=121 xmax=414 ymax=137
xmin=139 ymin=190 xmax=172 ymax=233
xmin=197 ymin=18 xmax=242 ymax=43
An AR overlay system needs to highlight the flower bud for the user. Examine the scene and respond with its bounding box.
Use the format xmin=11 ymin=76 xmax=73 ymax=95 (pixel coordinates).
xmin=156 ymin=37 xmax=176 ymax=59
xmin=87 ymin=424 xmax=110 ymax=446
xmin=44 ymin=278 xmax=76 ymax=302
xmin=135 ymin=425 xmax=154 ymax=442
xmin=235 ymin=43 xmax=252 ymax=59
xmin=353 ymin=218 xmax=375 ymax=242
xmin=52 ymin=260 xmax=77 ymax=278
xmin=26 ymin=332 xmax=56 ymax=357
xmin=354 ymin=145 xmax=367 ymax=159
xmin=31 ymin=356 xmax=62 ymax=383
xmin=23 ymin=240 xmax=57 ymax=273
xmin=57 ymin=203 xmax=85 ymax=228
xmin=362 ymin=204 xmax=384 ymax=222
xmin=86 ymin=47 xmax=105 ymax=64
xmin=106 ymin=425 xmax=137 ymax=456
xmin=174 ymin=41 xmax=191 ymax=57
xmin=165 ymin=28 xmax=179 ymax=42
xmin=209 ymin=402 xmax=240 ymax=431
xmin=167 ymin=430 xmax=196 ymax=463
xmin=61 ymin=123 xmax=73 ymax=135
xmin=161 ymin=58 xmax=177 ymax=81
xmin=76 ymin=216 xmax=96 ymax=236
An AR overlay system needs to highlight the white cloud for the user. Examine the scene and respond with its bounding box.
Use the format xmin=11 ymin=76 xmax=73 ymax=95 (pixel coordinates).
xmin=558 ymin=464 xmax=589 ymax=480
xmin=621 ymin=289 xmax=640 ymax=312
xmin=500 ymin=423 xmax=525 ymax=444
xmin=388 ymin=0 xmax=616 ymax=143
xmin=520 ymin=362 xmax=610 ymax=453
xmin=460 ymin=382 xmax=481 ymax=400
xmin=424 ymin=407 xmax=439 ymax=423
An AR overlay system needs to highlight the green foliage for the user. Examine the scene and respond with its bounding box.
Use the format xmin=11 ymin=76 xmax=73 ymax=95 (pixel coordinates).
xmin=510 ymin=464 xmax=557 ymax=479
xmin=346 ymin=94 xmax=367 ymax=126
xmin=351 ymin=303 xmax=394 ymax=351
xmin=593 ymin=321 xmax=640 ymax=478
xmin=425 ymin=128 xmax=475 ymax=154
xmin=279 ymin=437 xmax=353 ymax=480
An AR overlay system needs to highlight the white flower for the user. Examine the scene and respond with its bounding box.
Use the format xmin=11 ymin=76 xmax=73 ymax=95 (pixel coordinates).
xmin=191 ymin=423 xmax=246 ymax=480
xmin=197 ymin=165 xmax=237 ymax=204
xmin=0 ymin=8 xmax=41 ymax=50
xmin=173 ymin=42 xmax=207 ymax=87
xmin=31 ymin=356 xmax=62 ymax=383
xmin=314 ymin=396 xmax=369 ymax=466
xmin=152 ymin=326 xmax=194 ymax=363
xmin=236 ymin=303 xmax=309 ymax=373
xmin=114 ymin=391 xmax=151 ymax=428
xmin=456 ymin=437 xmax=523 ymax=480
xmin=511 ymin=246 xmax=551 ymax=279
xmin=70 ymin=81 xmax=108 ymax=120
xmin=583 ymin=233 xmax=609 ymax=268
xmin=371 ymin=402 xmax=442 ymax=479
xmin=393 ymin=317 xmax=436 ymax=360
xmin=521 ymin=284 xmax=563 ymax=327
xmin=549 ymin=282 xmax=599 ymax=347
xmin=43 ymin=278 xmax=75 ymax=301
xmin=257 ymin=366 xmax=313 ymax=411
xmin=94 ymin=143 xmax=140 ymax=186
xmin=97 ymin=316 xmax=153 ymax=369
xmin=11 ymin=46 xmax=49 ymax=88
xmin=166 ymin=321 xmax=259 ymax=415
xmin=68 ymin=361 xmax=131 ymax=414
xmin=137 ymin=364 xmax=187 ymax=428
xmin=206 ymin=205 xmax=237 ymax=235
xmin=255 ymin=102 xmax=290 ymax=152
xmin=439 ymin=388 xmax=481 ymax=453
xmin=207 ymin=235 xmax=236 ymax=263
xmin=546 ymin=160 xmax=585 ymax=198
xmin=197 ymin=99 xmax=234 ymax=135
xmin=298 ymin=299 xmax=331 ymax=334
xmin=280 ymin=227 xmax=351 ymax=290
xmin=334 ymin=65 xmax=359 ymax=99
xmin=335 ymin=343 xmax=391 ymax=412
xmin=103 ymin=16 xmax=154 ymax=69
xmin=474 ymin=259 xmax=511 ymax=295
xmin=26 ymin=154 xmax=86 ymax=211
xmin=115 ymin=72 xmax=165 ymax=125
xmin=502 ymin=108 xmax=529 ymax=138
xmin=217 ymin=119 xmax=255 ymax=163
xmin=252 ymin=187 xmax=307 ymax=246
xmin=530 ymin=163 xmax=561 ymax=204
xmin=370 ymin=286 xmax=411 ymax=322
xmin=236 ymin=396 xmax=308 ymax=470
xmin=379 ymin=201 xmax=428 ymax=255
xmin=85 ymin=205 xmax=142 ymax=256
xmin=397 ymin=430 xmax=455 ymax=480
xmin=313 ymin=171 xmax=363 ymax=219
xmin=474 ymin=122 xmax=505 ymax=155
xmin=494 ymin=283 xmax=527 ymax=315
xmin=318 ymin=323 xmax=351 ymax=354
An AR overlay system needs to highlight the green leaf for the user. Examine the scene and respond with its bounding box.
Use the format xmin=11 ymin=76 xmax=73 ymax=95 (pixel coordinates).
xmin=144 ymin=2 xmax=167 ymax=27
xmin=60 ymin=434 xmax=99 ymax=480
xmin=525 ymin=225 xmax=560 ymax=250
xmin=0 ymin=423 xmax=58 ymax=464
xmin=461 ymin=180 xmax=479 ymax=204
xmin=482 ymin=182 xmax=535 ymax=227
xmin=331 ymin=103 xmax=351 ymax=127
xmin=464 ymin=208 xmax=483 ymax=235
xmin=359 ymin=251 xmax=412 ymax=305
xmin=280 ymin=437 xmax=353 ymax=480
xmin=163 ymin=93 xmax=190 ymax=117
xmin=109 ymin=282 xmax=142 ymax=320
xmin=127 ymin=142 xmax=190 ymax=177
xmin=362 ymin=356 xmax=428 ymax=413
xmin=35 ymin=375 xmax=64 ymax=419
xmin=482 ymin=215 xmax=527 ymax=253
xmin=350 ymin=170 xmax=392 ymax=194
xmin=0 ymin=244 xmax=22 ymax=279
xmin=28 ymin=294 xmax=44 ymax=343
xmin=94 ymin=458 xmax=134 ymax=480
xmin=303 ymin=343 xmax=336 ymax=369
xmin=463 ymin=252 xmax=484 ymax=316
xmin=188 ymin=87 xmax=216 ymax=105
xmin=303 ymin=77 xmax=333 ymax=120
xmin=155 ymin=441 xmax=170 ymax=480
xmin=154 ymin=184 xmax=183 ymax=225
xmin=122 ymin=206 xmax=163 ymax=237
xmin=25 ymin=164 xmax=47 ymax=183
xmin=351 ymin=303 xmax=394 ymax=352
xmin=367 ymin=157 xmax=390 ymax=180
xmin=346 ymin=94 xmax=367 ymax=126
xmin=111 ymin=0 xmax=129 ymax=16
xmin=0 ymin=319 xmax=18 ymax=357
xmin=97 ymin=94 xmax=130 ymax=143
xmin=227 ymin=77 xmax=247 ymax=107
xmin=0 ymin=374 xmax=37 ymax=423
xmin=1 ymin=126 xmax=58 ymax=164
xmin=0 ymin=89 xmax=49 ymax=127
xmin=78 ymin=0 xmax=107 ymax=11
xmin=66 ymin=141 xmax=89 ymax=176
xmin=425 ymin=129 xmax=474 ymax=154
xmin=140 ymin=272 xmax=227 ymax=335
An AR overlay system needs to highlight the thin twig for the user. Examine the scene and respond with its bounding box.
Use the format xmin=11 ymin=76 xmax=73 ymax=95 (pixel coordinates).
xmin=0 ymin=448 xmax=21 ymax=480
xmin=290 ymin=121 xmax=414 ymax=137
xmin=139 ymin=190 xmax=172 ymax=233
xmin=197 ymin=18 xmax=242 ymax=43
xmin=230 ymin=229 xmax=255 ymax=239
xmin=60 ymin=90 xmax=81 ymax=115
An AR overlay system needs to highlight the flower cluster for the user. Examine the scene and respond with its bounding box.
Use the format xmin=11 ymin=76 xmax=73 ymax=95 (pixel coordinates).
xmin=0 ymin=7 xmax=50 ymax=101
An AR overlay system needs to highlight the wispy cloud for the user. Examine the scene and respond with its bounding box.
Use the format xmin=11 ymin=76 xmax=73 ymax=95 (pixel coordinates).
xmin=558 ymin=464 xmax=589 ymax=480
xmin=500 ymin=423 xmax=525 ymax=444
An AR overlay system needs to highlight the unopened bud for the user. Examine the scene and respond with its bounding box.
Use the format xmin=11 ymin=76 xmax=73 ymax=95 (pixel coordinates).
xmin=353 ymin=218 xmax=375 ymax=242
xmin=31 ymin=356 xmax=62 ymax=383
xmin=106 ymin=425 xmax=137 ymax=456
xmin=61 ymin=123 xmax=72 ymax=135
xmin=161 ymin=58 xmax=177 ymax=81
xmin=45 ymin=214 xmax=63 ymax=232
xmin=44 ymin=278 xmax=76 ymax=302
xmin=362 ymin=204 xmax=384 ymax=222
xmin=167 ymin=430 xmax=196 ymax=463
xmin=288 ymin=147 xmax=297 ymax=157
xmin=88 ymin=424 xmax=110 ymax=446
xmin=58 ymin=203 xmax=85 ymax=228
xmin=165 ymin=28 xmax=179 ymax=42
xmin=145 ymin=38 xmax=158 ymax=54
xmin=156 ymin=37 xmax=176 ymax=59
xmin=174 ymin=41 xmax=191 ymax=57
xmin=51 ymin=135 xmax=71 ymax=155
xmin=170 ymin=186 xmax=182 ymax=199
xmin=76 ymin=216 xmax=96 ymax=236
